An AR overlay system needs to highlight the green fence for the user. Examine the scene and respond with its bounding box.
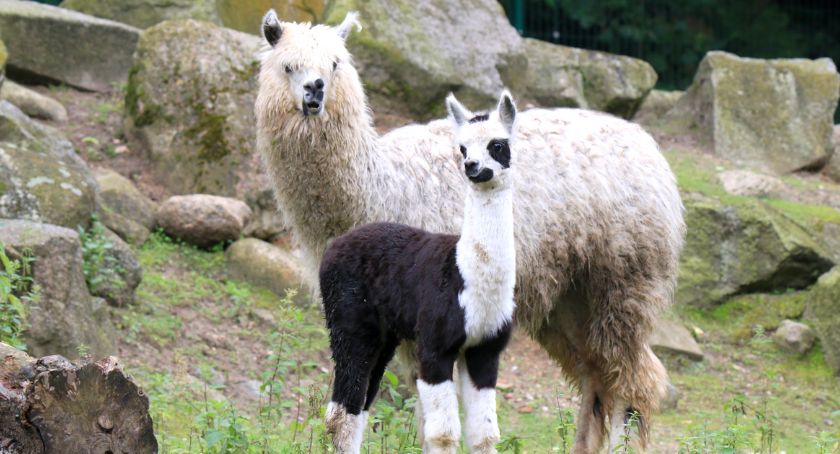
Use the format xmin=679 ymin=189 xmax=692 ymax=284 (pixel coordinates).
xmin=499 ymin=0 xmax=840 ymax=94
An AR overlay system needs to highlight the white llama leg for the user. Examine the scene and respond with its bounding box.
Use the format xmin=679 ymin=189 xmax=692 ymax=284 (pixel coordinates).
xmin=606 ymin=398 xmax=640 ymax=453
xmin=458 ymin=359 xmax=500 ymax=454
xmin=417 ymin=379 xmax=460 ymax=454
xmin=325 ymin=402 xmax=368 ymax=454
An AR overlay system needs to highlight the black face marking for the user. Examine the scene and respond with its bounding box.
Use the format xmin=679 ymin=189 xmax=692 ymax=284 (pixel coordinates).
xmin=487 ymin=139 xmax=511 ymax=168
xmin=285 ymin=65 xmax=293 ymax=74
xmin=264 ymin=22 xmax=282 ymax=47
xmin=593 ymin=395 xmax=603 ymax=418
xmin=468 ymin=113 xmax=489 ymax=124
xmin=333 ymin=61 xmax=338 ymax=71
xmin=459 ymin=145 xmax=467 ymax=158
xmin=468 ymin=168 xmax=493 ymax=183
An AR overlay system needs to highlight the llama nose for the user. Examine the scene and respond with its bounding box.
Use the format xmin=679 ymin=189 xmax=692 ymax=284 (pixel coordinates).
xmin=464 ymin=160 xmax=479 ymax=177
xmin=304 ymin=79 xmax=325 ymax=92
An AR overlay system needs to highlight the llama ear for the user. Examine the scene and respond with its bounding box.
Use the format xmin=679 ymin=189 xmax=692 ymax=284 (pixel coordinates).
xmin=446 ymin=93 xmax=470 ymax=128
xmin=336 ymin=11 xmax=362 ymax=41
xmin=497 ymin=90 xmax=517 ymax=133
xmin=262 ymin=9 xmax=282 ymax=47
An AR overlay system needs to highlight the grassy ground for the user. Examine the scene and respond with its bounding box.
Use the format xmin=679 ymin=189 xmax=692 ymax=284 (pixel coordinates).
xmin=110 ymin=232 xmax=840 ymax=453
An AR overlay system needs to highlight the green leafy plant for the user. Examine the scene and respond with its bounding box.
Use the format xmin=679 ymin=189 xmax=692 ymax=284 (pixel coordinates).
xmin=78 ymin=215 xmax=125 ymax=296
xmin=0 ymin=242 xmax=36 ymax=349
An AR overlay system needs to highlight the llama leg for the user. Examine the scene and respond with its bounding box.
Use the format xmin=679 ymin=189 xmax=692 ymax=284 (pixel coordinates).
xmin=326 ymin=332 xmax=380 ymax=453
xmin=459 ymin=328 xmax=511 ymax=453
xmin=364 ymin=339 xmax=399 ymax=411
xmin=606 ymin=397 xmax=642 ymax=453
xmin=417 ymin=355 xmax=459 ymax=454
xmin=570 ymin=372 xmax=608 ymax=454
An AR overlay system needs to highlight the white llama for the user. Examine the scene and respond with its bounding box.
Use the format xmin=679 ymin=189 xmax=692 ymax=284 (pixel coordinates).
xmin=255 ymin=10 xmax=685 ymax=452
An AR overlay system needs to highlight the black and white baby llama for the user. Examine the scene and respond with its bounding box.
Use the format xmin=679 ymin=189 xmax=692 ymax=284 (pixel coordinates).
xmin=320 ymin=91 xmax=519 ymax=454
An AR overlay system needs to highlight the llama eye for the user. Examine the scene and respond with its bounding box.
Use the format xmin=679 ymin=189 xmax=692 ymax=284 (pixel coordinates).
xmin=332 ymin=61 xmax=338 ymax=71
xmin=285 ymin=65 xmax=293 ymax=74
xmin=459 ymin=145 xmax=467 ymax=157
xmin=494 ymin=142 xmax=503 ymax=152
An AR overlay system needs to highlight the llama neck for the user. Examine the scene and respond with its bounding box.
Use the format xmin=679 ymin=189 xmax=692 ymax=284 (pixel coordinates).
xmin=456 ymin=186 xmax=516 ymax=343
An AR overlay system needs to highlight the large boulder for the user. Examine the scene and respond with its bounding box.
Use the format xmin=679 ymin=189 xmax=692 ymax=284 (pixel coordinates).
xmin=124 ymin=19 xmax=268 ymax=198
xmin=805 ymin=267 xmax=840 ymax=374
xmin=156 ymin=194 xmax=252 ymax=248
xmin=330 ymin=0 xmax=523 ymax=118
xmin=677 ymin=195 xmax=834 ymax=308
xmin=62 ymin=0 xmax=217 ymax=29
xmin=0 ymin=0 xmax=140 ymax=92
xmin=501 ymin=38 xmax=657 ymax=118
xmin=226 ymin=238 xmax=305 ymax=298
xmin=826 ymin=125 xmax=840 ymax=182
xmin=633 ymin=89 xmax=683 ymax=125
xmin=0 ymin=80 xmax=67 ymax=122
xmin=218 ymin=0 xmax=325 ymax=33
xmin=0 ymin=101 xmax=97 ymax=229
xmin=0 ymin=219 xmax=116 ymax=358
xmin=663 ymin=51 xmax=840 ymax=175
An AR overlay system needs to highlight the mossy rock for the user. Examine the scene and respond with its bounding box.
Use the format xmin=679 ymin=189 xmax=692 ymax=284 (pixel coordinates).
xmin=218 ymin=0 xmax=325 ymax=34
xmin=805 ymin=267 xmax=840 ymax=375
xmin=124 ymin=19 xmax=268 ymax=197
xmin=662 ymin=51 xmax=840 ymax=175
xmin=0 ymin=38 xmax=7 ymax=90
xmin=0 ymin=1 xmax=140 ymax=92
xmin=61 ymin=0 xmax=218 ymax=29
xmin=0 ymin=101 xmax=97 ymax=229
xmin=326 ymin=0 xmax=523 ymax=119
xmin=501 ymin=38 xmax=657 ymax=118
xmin=633 ymin=89 xmax=684 ymax=125
xmin=711 ymin=291 xmax=809 ymax=342
xmin=677 ymin=194 xmax=834 ymax=309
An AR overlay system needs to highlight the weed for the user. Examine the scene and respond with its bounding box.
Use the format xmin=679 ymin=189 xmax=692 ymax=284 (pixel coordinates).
xmin=0 ymin=242 xmax=37 ymax=349
xmin=78 ymin=215 xmax=125 ymax=297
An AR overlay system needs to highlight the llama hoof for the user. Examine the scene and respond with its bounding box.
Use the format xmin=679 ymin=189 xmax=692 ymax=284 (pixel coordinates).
xmin=467 ymin=435 xmax=500 ymax=454
xmin=324 ymin=402 xmax=366 ymax=454
xmin=423 ymin=435 xmax=460 ymax=454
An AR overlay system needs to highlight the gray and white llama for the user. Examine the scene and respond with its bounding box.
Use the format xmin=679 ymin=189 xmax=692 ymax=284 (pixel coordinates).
xmin=319 ymin=91 xmax=520 ymax=454
xmin=256 ymin=10 xmax=685 ymax=452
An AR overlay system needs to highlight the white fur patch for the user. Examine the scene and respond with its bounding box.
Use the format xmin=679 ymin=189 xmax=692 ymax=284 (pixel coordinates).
xmin=325 ymin=402 xmax=368 ymax=454
xmin=459 ymin=361 xmax=500 ymax=453
xmin=417 ymin=379 xmax=461 ymax=453
xmin=456 ymin=187 xmax=516 ymax=345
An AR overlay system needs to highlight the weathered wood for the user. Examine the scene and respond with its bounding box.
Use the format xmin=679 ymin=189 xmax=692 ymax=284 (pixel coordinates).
xmin=0 ymin=344 xmax=157 ymax=454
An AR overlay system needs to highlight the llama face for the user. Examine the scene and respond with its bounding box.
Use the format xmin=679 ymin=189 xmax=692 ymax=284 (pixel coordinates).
xmin=446 ymin=91 xmax=517 ymax=189
xmin=260 ymin=10 xmax=360 ymax=116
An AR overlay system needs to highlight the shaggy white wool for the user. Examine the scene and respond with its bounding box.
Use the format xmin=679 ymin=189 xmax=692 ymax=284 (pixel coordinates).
xmin=417 ymin=379 xmax=460 ymax=454
xmin=325 ymin=402 xmax=367 ymax=454
xmin=458 ymin=360 xmax=501 ymax=453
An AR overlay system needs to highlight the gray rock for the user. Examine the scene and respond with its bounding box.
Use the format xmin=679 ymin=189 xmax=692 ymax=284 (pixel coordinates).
xmin=661 ymin=383 xmax=681 ymax=411
xmin=0 ymin=101 xmax=97 ymax=229
xmin=94 ymin=168 xmax=157 ymax=230
xmin=804 ymin=267 xmax=840 ymax=373
xmin=124 ymin=19 xmax=269 ymax=198
xmin=772 ymin=319 xmax=815 ymax=355
xmin=99 ymin=205 xmax=151 ymax=247
xmin=0 ymin=219 xmax=116 ymax=358
xmin=243 ymin=189 xmax=285 ymax=241
xmin=226 ymin=238 xmax=304 ymax=298
xmin=334 ymin=0 xmax=523 ymax=118
xmin=678 ymin=194 xmax=834 ymax=308
xmin=85 ymin=228 xmax=142 ymax=308
xmin=0 ymin=0 xmax=140 ymax=92
xmin=502 ymin=38 xmax=657 ymax=118
xmin=717 ymin=170 xmax=786 ymax=198
xmin=663 ymin=51 xmax=840 ymax=175
xmin=825 ymin=125 xmax=840 ymax=182
xmin=648 ymin=319 xmax=704 ymax=361
xmin=0 ymin=80 xmax=66 ymax=122
xmin=62 ymin=0 xmax=218 ymax=29
xmin=633 ymin=89 xmax=683 ymax=125
xmin=156 ymin=194 xmax=252 ymax=248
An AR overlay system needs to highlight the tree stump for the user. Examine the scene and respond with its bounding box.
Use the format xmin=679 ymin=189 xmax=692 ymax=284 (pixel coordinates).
xmin=0 ymin=343 xmax=157 ymax=454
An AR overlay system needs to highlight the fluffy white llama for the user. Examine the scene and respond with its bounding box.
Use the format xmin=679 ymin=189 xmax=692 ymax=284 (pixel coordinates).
xmin=255 ymin=10 xmax=685 ymax=452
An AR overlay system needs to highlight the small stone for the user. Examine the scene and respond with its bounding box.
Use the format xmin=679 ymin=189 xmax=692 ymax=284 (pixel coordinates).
xmin=97 ymin=414 xmax=113 ymax=432
xmin=718 ymin=170 xmax=786 ymax=198
xmin=517 ymin=404 xmax=534 ymax=414
xmin=649 ymin=318 xmax=704 ymax=361
xmin=772 ymin=319 xmax=815 ymax=355
xmin=156 ymin=194 xmax=251 ymax=248
xmin=0 ymin=81 xmax=68 ymax=122
xmin=660 ymin=383 xmax=681 ymax=411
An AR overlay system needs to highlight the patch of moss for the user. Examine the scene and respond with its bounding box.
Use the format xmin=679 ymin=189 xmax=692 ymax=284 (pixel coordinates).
xmin=765 ymin=198 xmax=840 ymax=225
xmin=709 ymin=291 xmax=808 ymax=341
